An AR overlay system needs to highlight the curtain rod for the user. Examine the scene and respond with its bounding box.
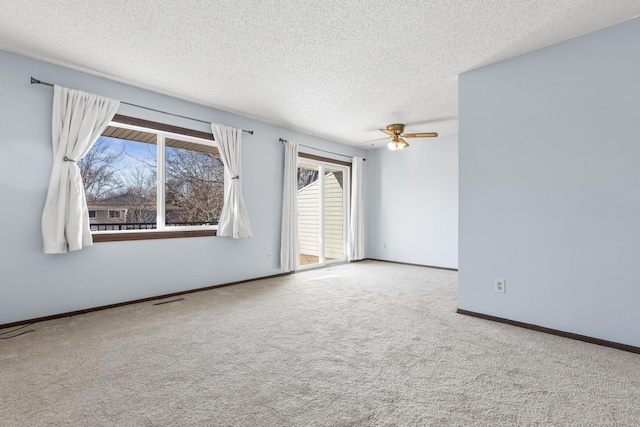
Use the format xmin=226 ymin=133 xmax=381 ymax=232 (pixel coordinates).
xmin=30 ymin=77 xmax=254 ymax=135
xmin=279 ymin=138 xmax=366 ymax=161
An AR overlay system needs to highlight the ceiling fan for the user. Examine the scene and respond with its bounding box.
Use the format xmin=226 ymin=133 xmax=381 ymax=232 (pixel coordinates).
xmin=379 ymin=123 xmax=438 ymax=151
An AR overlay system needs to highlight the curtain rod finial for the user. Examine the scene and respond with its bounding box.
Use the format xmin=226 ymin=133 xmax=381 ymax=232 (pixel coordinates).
xmin=30 ymin=77 xmax=40 ymax=84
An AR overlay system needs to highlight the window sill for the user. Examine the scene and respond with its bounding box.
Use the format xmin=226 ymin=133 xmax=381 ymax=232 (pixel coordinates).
xmin=92 ymin=229 xmax=216 ymax=242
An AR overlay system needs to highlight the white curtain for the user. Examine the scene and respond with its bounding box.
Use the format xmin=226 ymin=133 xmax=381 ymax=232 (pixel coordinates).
xmin=41 ymin=86 xmax=120 ymax=254
xmin=211 ymin=123 xmax=253 ymax=238
xmin=348 ymin=157 xmax=365 ymax=261
xmin=280 ymin=140 xmax=299 ymax=272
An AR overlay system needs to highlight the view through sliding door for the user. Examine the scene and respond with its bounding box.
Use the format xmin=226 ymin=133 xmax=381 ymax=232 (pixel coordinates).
xmin=297 ymin=157 xmax=349 ymax=268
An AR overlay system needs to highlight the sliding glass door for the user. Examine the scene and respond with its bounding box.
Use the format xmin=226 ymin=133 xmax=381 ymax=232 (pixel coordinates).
xmin=297 ymin=158 xmax=349 ymax=268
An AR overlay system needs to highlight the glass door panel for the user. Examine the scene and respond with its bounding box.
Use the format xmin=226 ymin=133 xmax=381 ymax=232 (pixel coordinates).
xmin=323 ymin=168 xmax=344 ymax=263
xmin=298 ymin=164 xmax=321 ymax=266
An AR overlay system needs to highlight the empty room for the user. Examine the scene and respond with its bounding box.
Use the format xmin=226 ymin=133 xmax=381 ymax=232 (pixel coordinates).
xmin=1 ymin=2 xmax=639 ymax=425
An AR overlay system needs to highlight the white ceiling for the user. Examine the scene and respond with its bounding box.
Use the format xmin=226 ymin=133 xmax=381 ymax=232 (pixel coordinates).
xmin=1 ymin=1 xmax=639 ymax=148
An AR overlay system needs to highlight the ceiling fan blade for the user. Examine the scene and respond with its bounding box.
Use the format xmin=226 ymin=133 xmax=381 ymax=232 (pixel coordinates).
xmin=379 ymin=129 xmax=396 ymax=136
xmin=402 ymin=132 xmax=439 ymax=138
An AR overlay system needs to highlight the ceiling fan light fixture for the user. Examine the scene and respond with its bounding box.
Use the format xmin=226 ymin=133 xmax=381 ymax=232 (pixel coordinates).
xmin=387 ymin=136 xmax=409 ymax=151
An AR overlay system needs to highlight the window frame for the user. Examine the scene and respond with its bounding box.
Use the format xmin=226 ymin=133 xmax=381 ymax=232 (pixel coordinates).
xmin=90 ymin=115 xmax=220 ymax=243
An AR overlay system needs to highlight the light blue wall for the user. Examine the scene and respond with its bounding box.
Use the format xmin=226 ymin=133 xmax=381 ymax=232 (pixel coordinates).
xmin=366 ymin=135 xmax=458 ymax=269
xmin=0 ymin=50 xmax=365 ymax=325
xmin=458 ymin=19 xmax=640 ymax=346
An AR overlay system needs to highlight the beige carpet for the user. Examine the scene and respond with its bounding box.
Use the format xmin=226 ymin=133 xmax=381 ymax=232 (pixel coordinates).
xmin=1 ymin=261 xmax=638 ymax=426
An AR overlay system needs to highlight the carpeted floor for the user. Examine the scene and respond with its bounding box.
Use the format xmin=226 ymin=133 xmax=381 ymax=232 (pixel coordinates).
xmin=1 ymin=260 xmax=639 ymax=426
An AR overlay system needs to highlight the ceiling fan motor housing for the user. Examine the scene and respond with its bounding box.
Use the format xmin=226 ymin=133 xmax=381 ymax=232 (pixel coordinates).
xmin=386 ymin=123 xmax=405 ymax=135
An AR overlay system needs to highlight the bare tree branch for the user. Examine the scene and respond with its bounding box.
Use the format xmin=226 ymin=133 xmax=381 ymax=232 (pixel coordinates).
xmin=298 ymin=167 xmax=319 ymax=190
xmin=165 ymin=147 xmax=224 ymax=224
xmin=78 ymin=138 xmax=125 ymax=201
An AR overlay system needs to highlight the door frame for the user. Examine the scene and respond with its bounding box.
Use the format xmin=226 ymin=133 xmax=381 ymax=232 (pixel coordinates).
xmin=297 ymin=155 xmax=350 ymax=269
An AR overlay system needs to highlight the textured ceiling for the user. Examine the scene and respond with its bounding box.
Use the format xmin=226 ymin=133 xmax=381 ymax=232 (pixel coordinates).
xmin=1 ymin=1 xmax=639 ymax=148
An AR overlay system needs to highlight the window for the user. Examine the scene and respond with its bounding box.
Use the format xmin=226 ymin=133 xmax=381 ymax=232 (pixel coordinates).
xmin=79 ymin=115 xmax=223 ymax=241
xmin=88 ymin=210 xmax=96 ymax=219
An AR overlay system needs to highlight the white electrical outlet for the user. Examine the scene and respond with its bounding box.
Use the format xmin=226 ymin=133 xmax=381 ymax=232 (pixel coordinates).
xmin=267 ymin=252 xmax=272 ymax=261
xmin=495 ymin=279 xmax=506 ymax=293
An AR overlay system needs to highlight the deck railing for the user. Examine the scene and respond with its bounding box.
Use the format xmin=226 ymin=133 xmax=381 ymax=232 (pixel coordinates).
xmin=90 ymin=221 xmax=217 ymax=231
